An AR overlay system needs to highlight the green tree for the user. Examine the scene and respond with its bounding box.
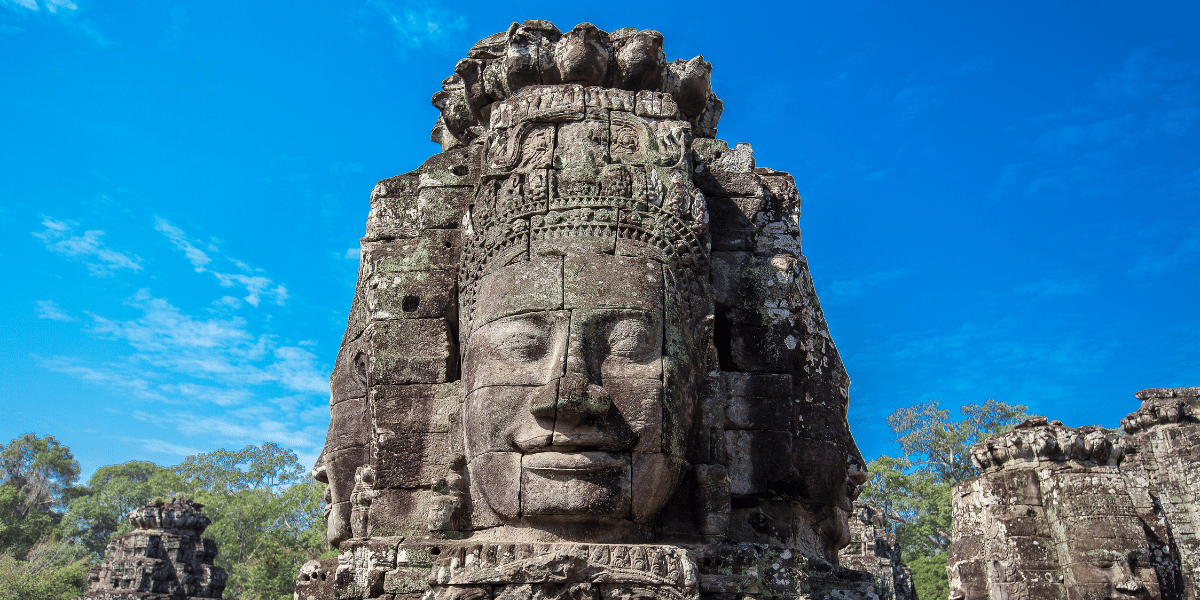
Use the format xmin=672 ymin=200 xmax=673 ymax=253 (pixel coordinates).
xmin=62 ymin=461 xmax=182 ymax=556
xmin=858 ymin=399 xmax=1028 ymax=599
xmin=172 ymin=443 xmax=325 ymax=600
xmin=0 ymin=538 xmax=91 ymax=600
xmin=0 ymin=434 xmax=81 ymax=558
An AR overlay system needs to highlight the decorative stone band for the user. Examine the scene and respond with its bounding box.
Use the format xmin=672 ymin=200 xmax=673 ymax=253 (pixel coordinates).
xmin=1121 ymin=386 xmax=1200 ymax=434
xmin=430 ymin=543 xmax=697 ymax=588
xmin=430 ymin=21 xmax=723 ymax=150
xmin=125 ymin=497 xmax=211 ymax=535
xmin=459 ymin=195 xmax=710 ymax=336
xmin=970 ymin=417 xmax=1125 ymax=472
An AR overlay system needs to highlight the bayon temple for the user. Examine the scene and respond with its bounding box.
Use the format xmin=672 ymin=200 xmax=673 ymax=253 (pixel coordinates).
xmin=73 ymin=19 xmax=1199 ymax=600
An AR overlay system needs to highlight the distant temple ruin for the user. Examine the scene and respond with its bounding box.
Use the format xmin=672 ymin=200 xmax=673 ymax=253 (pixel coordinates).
xmin=949 ymin=386 xmax=1200 ymax=599
xmin=296 ymin=19 xmax=917 ymax=600
xmin=77 ymin=497 xmax=226 ymax=599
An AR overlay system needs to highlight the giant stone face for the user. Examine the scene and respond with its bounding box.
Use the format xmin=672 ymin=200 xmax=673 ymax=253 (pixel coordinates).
xmin=312 ymin=19 xmax=867 ymax=570
xmin=463 ymin=253 xmax=694 ymax=523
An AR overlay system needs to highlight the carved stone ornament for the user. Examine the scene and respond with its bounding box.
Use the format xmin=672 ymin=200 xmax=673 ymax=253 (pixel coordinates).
xmin=300 ymin=20 xmax=895 ymax=600
xmin=75 ymin=497 xmax=227 ymax=600
xmin=949 ymin=386 xmax=1200 ymax=600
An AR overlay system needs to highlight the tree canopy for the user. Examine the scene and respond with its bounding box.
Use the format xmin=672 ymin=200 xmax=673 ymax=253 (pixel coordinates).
xmin=0 ymin=435 xmax=326 ymax=600
xmin=857 ymin=399 xmax=1028 ymax=599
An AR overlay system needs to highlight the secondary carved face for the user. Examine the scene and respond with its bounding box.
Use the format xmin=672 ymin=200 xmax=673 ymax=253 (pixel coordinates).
xmin=461 ymin=253 xmax=694 ymax=522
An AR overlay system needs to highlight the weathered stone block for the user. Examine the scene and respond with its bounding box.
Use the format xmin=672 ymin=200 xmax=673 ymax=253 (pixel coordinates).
xmin=368 ymin=489 xmax=432 ymax=539
xmin=725 ymin=430 xmax=794 ymax=495
xmin=564 ymin=254 xmax=663 ymax=311
xmin=374 ymin=431 xmax=451 ymax=489
xmin=369 ymin=320 xmax=455 ymax=384
xmin=417 ymin=186 xmax=469 ymax=229
xmin=789 ymin=438 xmax=847 ymax=505
xmin=328 ymin=397 xmax=371 ymax=452
xmin=364 ymin=230 xmax=461 ymax=274
xmin=371 ymin=383 xmax=461 ymax=436
xmin=367 ymin=270 xmax=456 ymax=320
xmin=473 ymin=256 xmax=563 ymax=328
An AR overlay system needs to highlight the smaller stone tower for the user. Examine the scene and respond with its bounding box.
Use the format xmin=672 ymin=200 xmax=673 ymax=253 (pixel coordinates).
xmin=76 ymin=497 xmax=227 ymax=600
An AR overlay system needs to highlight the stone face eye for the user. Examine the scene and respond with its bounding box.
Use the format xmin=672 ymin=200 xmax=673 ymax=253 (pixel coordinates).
xmin=608 ymin=318 xmax=653 ymax=357
xmin=493 ymin=322 xmax=549 ymax=362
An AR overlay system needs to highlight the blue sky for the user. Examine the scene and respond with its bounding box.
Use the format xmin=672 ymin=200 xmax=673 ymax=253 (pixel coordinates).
xmin=2 ymin=0 xmax=1197 ymax=479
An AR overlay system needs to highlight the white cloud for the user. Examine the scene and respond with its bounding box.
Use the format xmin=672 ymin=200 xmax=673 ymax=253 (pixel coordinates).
xmin=155 ymin=218 xmax=211 ymax=271
xmin=1011 ymin=278 xmax=1094 ymax=298
xmin=344 ymin=247 xmax=360 ymax=260
xmin=35 ymin=299 xmax=77 ymax=322
xmin=823 ymin=268 xmax=911 ymax=302
xmin=33 ymin=218 xmax=143 ymax=276
xmin=87 ymin=289 xmax=326 ymax=394
xmin=368 ymin=0 xmax=466 ymax=52
xmin=155 ymin=218 xmax=288 ymax=307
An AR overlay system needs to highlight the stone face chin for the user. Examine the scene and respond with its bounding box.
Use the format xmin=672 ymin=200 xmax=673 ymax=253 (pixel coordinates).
xmin=305 ymin=18 xmax=883 ymax=600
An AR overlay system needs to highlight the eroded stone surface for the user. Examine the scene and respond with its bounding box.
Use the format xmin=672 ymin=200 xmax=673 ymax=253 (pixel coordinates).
xmin=949 ymin=386 xmax=1200 ymax=600
xmin=76 ymin=498 xmax=227 ymax=600
xmin=307 ymin=19 xmax=883 ymax=600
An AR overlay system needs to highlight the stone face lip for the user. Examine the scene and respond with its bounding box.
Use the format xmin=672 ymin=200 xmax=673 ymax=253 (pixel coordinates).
xmin=76 ymin=497 xmax=226 ymax=600
xmin=523 ymin=451 xmax=626 ymax=474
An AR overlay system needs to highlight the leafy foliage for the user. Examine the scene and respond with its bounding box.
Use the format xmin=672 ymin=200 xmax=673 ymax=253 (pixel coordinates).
xmin=909 ymin=552 xmax=949 ymax=600
xmin=0 ymin=435 xmax=326 ymax=600
xmin=858 ymin=400 xmax=1028 ymax=597
xmin=0 ymin=434 xmax=81 ymax=558
xmin=63 ymin=461 xmax=181 ymax=556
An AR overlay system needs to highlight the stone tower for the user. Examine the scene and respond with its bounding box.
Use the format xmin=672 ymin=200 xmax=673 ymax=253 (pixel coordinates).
xmin=299 ymin=20 xmax=888 ymax=600
xmin=77 ymin=497 xmax=226 ymax=599
xmin=948 ymin=386 xmax=1200 ymax=600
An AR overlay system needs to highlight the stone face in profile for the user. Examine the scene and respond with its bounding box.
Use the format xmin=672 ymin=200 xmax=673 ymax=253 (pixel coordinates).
xmin=306 ymin=19 xmax=878 ymax=600
xmin=77 ymin=497 xmax=227 ymax=600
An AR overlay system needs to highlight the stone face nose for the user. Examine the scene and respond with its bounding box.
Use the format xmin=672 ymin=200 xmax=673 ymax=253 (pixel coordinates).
xmin=554 ymin=372 xmax=613 ymax=424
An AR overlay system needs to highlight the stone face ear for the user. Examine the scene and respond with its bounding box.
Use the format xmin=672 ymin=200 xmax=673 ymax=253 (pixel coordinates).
xmin=613 ymin=29 xmax=666 ymax=92
xmin=554 ymin=23 xmax=612 ymax=87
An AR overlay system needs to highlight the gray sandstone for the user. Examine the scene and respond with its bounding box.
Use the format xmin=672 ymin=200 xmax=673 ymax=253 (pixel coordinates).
xmin=75 ymin=498 xmax=227 ymax=600
xmin=299 ymin=19 xmax=909 ymax=600
xmin=949 ymin=386 xmax=1200 ymax=600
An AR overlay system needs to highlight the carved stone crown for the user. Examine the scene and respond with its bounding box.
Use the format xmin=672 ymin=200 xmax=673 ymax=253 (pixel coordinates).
xmin=126 ymin=496 xmax=212 ymax=535
xmin=431 ymin=20 xmax=723 ymax=151
xmin=970 ymin=416 xmax=1125 ymax=472
xmin=1121 ymin=386 xmax=1200 ymax=434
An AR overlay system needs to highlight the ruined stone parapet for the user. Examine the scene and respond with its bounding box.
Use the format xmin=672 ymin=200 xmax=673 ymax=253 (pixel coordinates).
xmin=837 ymin=504 xmax=916 ymax=600
xmin=1121 ymin=386 xmax=1200 ymax=434
xmin=76 ymin=498 xmax=226 ymax=600
xmin=949 ymin=388 xmax=1200 ymax=600
xmin=969 ymin=416 xmax=1125 ymax=473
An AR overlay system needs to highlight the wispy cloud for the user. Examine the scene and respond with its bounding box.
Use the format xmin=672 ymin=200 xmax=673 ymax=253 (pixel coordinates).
xmin=35 ymin=299 xmax=77 ymax=321
xmin=823 ymin=268 xmax=911 ymax=302
xmin=4 ymin=0 xmax=76 ymax=13
xmin=86 ymin=289 xmax=325 ymax=394
xmin=367 ymin=0 xmax=466 ymax=52
xmin=155 ymin=218 xmax=288 ymax=307
xmin=33 ymin=218 xmax=143 ymax=276
xmin=1011 ymin=277 xmax=1094 ymax=298
xmin=989 ymin=42 xmax=1200 ymax=201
